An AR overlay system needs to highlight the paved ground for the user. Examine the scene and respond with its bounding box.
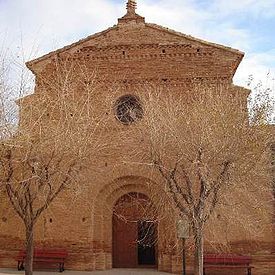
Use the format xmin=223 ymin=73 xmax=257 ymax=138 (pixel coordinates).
xmin=0 ymin=269 xmax=173 ymax=275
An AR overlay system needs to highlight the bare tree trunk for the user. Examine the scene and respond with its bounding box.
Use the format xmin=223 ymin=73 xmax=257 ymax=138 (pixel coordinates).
xmin=25 ymin=224 xmax=34 ymax=275
xmin=194 ymin=228 xmax=203 ymax=275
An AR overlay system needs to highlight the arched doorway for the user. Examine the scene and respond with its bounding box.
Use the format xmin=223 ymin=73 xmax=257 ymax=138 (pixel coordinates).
xmin=112 ymin=192 xmax=157 ymax=268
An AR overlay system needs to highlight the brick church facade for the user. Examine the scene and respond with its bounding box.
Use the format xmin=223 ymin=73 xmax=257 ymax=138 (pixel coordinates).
xmin=0 ymin=1 xmax=274 ymax=274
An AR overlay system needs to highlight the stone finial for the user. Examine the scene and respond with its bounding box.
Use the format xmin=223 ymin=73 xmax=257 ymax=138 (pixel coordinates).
xmin=118 ymin=0 xmax=144 ymax=24
xmin=126 ymin=0 xmax=137 ymax=15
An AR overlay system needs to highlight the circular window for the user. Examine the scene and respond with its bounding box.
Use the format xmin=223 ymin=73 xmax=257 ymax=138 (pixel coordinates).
xmin=115 ymin=95 xmax=143 ymax=124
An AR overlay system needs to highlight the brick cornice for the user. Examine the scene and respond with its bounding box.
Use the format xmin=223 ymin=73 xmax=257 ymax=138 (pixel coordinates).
xmin=60 ymin=43 xmax=214 ymax=63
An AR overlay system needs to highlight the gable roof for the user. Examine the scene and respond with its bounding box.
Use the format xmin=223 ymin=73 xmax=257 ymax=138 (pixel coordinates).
xmin=26 ymin=25 xmax=118 ymax=70
xmin=146 ymin=23 xmax=243 ymax=56
xmin=26 ymin=12 xmax=244 ymax=71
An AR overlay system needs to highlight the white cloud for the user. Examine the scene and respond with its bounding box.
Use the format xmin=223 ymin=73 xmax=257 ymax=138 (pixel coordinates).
xmin=139 ymin=0 xmax=210 ymax=36
xmin=234 ymin=50 xmax=275 ymax=87
xmin=210 ymin=0 xmax=275 ymax=18
xmin=0 ymin=0 xmax=121 ymax=59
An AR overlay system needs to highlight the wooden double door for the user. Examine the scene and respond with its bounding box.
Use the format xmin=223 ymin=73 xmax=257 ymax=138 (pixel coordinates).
xmin=113 ymin=217 xmax=157 ymax=268
xmin=112 ymin=193 xmax=157 ymax=268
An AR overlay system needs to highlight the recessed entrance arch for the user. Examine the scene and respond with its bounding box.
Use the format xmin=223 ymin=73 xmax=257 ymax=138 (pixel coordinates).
xmin=112 ymin=192 xmax=158 ymax=268
xmin=92 ymin=176 xmax=172 ymax=271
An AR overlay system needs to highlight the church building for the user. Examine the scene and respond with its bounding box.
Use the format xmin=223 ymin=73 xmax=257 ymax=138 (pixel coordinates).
xmin=0 ymin=1 xmax=274 ymax=274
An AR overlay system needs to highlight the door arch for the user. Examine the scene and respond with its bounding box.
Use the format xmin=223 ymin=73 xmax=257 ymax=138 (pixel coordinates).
xmin=112 ymin=192 xmax=157 ymax=268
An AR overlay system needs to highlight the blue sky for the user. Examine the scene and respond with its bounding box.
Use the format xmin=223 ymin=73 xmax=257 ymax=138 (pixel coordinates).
xmin=0 ymin=0 xmax=275 ymax=89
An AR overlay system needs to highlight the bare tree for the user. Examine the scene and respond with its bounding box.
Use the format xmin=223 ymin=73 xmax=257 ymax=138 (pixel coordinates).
xmin=247 ymin=74 xmax=275 ymax=125
xmin=0 ymin=37 xmax=35 ymax=127
xmin=0 ymin=59 xmax=110 ymax=275
xmin=0 ymin=45 xmax=16 ymax=139
xmin=136 ymin=84 xmax=274 ymax=275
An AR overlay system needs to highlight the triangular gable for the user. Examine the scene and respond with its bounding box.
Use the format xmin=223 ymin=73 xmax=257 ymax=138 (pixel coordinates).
xmin=26 ymin=21 xmax=244 ymax=75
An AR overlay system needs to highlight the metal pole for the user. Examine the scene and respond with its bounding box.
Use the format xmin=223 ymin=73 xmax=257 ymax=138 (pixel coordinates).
xmin=182 ymin=238 xmax=186 ymax=275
